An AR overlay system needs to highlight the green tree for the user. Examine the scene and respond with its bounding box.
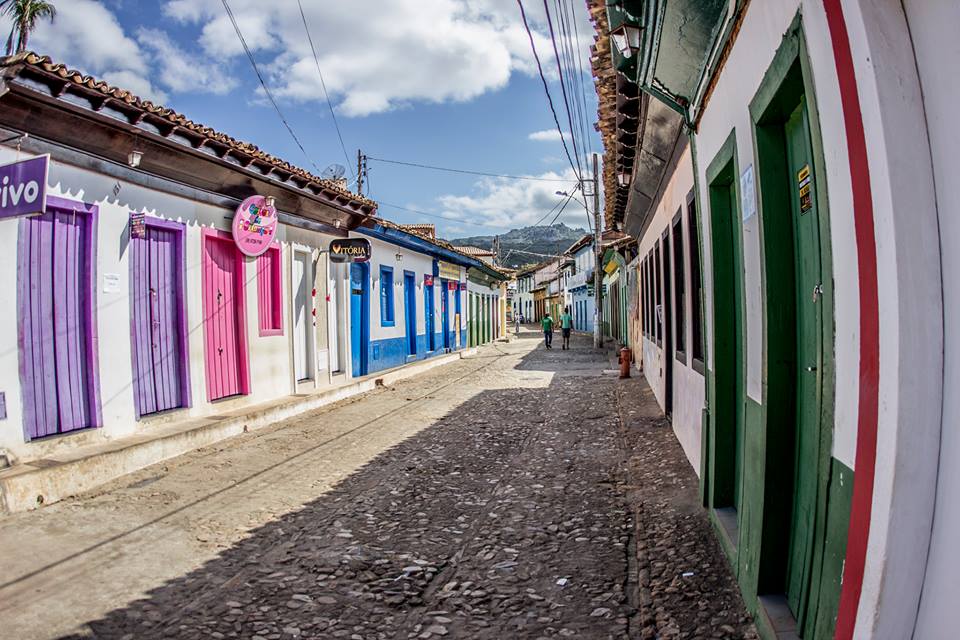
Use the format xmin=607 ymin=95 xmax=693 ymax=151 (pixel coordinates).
xmin=2 ymin=0 xmax=57 ymax=56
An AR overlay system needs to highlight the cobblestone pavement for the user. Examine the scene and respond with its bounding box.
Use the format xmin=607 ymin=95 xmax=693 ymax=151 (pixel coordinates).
xmin=2 ymin=329 xmax=754 ymax=639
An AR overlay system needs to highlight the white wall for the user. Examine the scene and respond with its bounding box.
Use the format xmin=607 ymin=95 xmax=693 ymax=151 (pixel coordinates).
xmin=907 ymin=1 xmax=960 ymax=637
xmin=635 ymin=147 xmax=702 ymax=472
xmin=693 ymin=0 xmax=945 ymax=635
xmin=0 ymin=149 xmax=346 ymax=462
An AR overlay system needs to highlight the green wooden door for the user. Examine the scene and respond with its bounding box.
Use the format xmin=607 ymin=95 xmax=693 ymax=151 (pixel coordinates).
xmin=784 ymin=97 xmax=823 ymax=627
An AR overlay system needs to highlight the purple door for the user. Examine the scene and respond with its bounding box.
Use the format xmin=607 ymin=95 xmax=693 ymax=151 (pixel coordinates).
xmin=131 ymin=221 xmax=187 ymax=417
xmin=18 ymin=201 xmax=100 ymax=440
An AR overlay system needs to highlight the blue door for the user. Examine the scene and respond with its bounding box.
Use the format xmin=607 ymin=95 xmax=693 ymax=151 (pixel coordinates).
xmin=454 ymin=285 xmax=462 ymax=348
xmin=350 ymin=263 xmax=369 ymax=377
xmin=425 ymin=281 xmax=435 ymax=351
xmin=441 ymin=280 xmax=450 ymax=350
xmin=404 ymin=272 xmax=416 ymax=356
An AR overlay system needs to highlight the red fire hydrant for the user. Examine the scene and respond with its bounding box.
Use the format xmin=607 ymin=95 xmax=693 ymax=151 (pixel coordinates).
xmin=619 ymin=347 xmax=632 ymax=379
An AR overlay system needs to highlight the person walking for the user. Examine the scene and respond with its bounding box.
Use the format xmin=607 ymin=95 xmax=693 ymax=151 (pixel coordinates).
xmin=514 ymin=311 xmax=521 ymax=334
xmin=541 ymin=312 xmax=554 ymax=349
xmin=560 ymin=305 xmax=573 ymax=350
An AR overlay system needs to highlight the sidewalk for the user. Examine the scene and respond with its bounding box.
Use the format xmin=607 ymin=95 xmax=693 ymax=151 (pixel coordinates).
xmin=0 ymin=348 xmax=473 ymax=515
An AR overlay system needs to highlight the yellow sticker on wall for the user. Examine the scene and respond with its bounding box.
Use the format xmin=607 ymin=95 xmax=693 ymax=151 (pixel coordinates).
xmin=798 ymin=164 xmax=813 ymax=213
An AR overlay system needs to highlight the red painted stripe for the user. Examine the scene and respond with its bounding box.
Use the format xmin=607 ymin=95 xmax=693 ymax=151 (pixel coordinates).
xmin=822 ymin=1 xmax=881 ymax=638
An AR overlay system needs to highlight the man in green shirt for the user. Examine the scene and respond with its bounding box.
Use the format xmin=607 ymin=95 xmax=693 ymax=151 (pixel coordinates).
xmin=541 ymin=312 xmax=554 ymax=349
xmin=560 ymin=306 xmax=573 ymax=350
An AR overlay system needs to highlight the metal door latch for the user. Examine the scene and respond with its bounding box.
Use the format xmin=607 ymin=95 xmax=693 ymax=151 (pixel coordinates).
xmin=812 ymin=283 xmax=824 ymax=302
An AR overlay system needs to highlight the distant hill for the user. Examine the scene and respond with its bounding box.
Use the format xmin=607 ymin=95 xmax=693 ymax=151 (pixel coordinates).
xmin=447 ymin=223 xmax=588 ymax=270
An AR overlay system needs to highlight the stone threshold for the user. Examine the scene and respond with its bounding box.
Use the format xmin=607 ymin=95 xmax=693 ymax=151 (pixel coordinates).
xmin=0 ymin=349 xmax=476 ymax=515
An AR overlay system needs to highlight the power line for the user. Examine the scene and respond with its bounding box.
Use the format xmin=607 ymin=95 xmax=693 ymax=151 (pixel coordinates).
xmin=542 ymin=0 xmax=583 ymax=180
xmin=220 ymin=0 xmax=321 ymax=175
xmin=376 ymin=202 xmax=498 ymax=228
xmin=515 ymin=0 xmax=582 ymax=181
xmin=296 ymin=0 xmax=354 ymax=178
xmin=367 ymin=156 xmax=577 ymax=183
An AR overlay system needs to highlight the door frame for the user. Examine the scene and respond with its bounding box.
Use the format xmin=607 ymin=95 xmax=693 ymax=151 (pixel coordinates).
xmin=201 ymin=228 xmax=250 ymax=401
xmin=128 ymin=216 xmax=191 ymax=419
xmin=403 ymin=270 xmax=417 ymax=358
xmin=327 ymin=259 xmax=345 ymax=376
xmin=290 ymin=243 xmax=315 ymax=385
xmin=441 ymin=279 xmax=450 ymax=350
xmin=17 ymin=196 xmax=103 ymax=439
xmin=350 ymin=261 xmax=370 ymax=377
xmin=661 ymin=228 xmax=674 ymax=416
xmin=704 ymin=129 xmax=747 ymax=558
xmin=748 ymin=15 xmax=837 ymax=634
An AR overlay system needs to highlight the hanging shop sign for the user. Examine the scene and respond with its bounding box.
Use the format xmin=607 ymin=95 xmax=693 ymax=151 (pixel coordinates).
xmin=459 ymin=282 xmax=467 ymax=291
xmin=329 ymin=238 xmax=371 ymax=263
xmin=0 ymin=154 xmax=48 ymax=219
xmin=447 ymin=281 xmax=458 ymax=291
xmin=129 ymin=212 xmax=146 ymax=239
xmin=438 ymin=261 xmax=460 ymax=280
xmin=424 ymin=275 xmax=434 ymax=286
xmin=232 ymin=195 xmax=278 ymax=257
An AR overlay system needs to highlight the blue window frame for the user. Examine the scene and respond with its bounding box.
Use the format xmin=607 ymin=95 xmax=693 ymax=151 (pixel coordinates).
xmin=380 ymin=265 xmax=395 ymax=326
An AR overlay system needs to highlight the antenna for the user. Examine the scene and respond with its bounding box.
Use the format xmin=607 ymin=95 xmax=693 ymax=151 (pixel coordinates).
xmin=321 ymin=163 xmax=347 ymax=180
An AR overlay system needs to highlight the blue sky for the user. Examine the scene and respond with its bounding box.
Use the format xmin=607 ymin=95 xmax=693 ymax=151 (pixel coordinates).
xmin=15 ymin=0 xmax=601 ymax=239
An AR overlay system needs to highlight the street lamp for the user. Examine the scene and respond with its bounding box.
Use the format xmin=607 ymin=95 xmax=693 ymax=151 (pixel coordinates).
xmin=617 ymin=169 xmax=632 ymax=187
xmin=610 ymin=22 xmax=642 ymax=58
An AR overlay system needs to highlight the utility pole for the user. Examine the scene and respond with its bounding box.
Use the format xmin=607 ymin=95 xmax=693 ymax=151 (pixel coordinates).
xmin=356 ymin=149 xmax=365 ymax=195
xmin=592 ymin=153 xmax=603 ymax=349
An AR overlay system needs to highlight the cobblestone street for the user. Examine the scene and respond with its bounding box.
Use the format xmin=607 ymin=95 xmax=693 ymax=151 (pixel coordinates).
xmin=0 ymin=330 xmax=752 ymax=639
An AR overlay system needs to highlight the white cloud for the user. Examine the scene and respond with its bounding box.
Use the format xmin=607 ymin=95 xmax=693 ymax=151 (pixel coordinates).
xmin=433 ymin=169 xmax=588 ymax=230
xmin=21 ymin=0 xmax=168 ymax=103
xmin=137 ymin=28 xmax=238 ymax=95
xmin=528 ymin=129 xmax=564 ymax=142
xmin=160 ymin=0 xmax=591 ymax=116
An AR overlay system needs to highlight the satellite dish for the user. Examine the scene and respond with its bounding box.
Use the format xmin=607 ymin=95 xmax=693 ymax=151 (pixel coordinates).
xmin=321 ymin=163 xmax=347 ymax=180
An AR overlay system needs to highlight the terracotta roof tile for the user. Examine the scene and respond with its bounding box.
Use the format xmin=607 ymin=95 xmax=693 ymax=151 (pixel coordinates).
xmin=1 ymin=52 xmax=375 ymax=210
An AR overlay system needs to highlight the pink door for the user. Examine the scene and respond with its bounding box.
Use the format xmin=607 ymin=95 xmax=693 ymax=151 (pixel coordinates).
xmin=202 ymin=231 xmax=249 ymax=401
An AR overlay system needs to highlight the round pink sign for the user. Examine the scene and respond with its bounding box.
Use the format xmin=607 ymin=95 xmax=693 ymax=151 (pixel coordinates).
xmin=232 ymin=195 xmax=278 ymax=257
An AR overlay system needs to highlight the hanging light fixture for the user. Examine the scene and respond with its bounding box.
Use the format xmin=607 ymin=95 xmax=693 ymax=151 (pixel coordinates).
xmin=610 ymin=22 xmax=642 ymax=58
xmin=617 ymin=169 xmax=632 ymax=187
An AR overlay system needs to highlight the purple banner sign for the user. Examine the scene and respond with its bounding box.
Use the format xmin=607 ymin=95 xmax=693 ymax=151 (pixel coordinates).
xmin=0 ymin=155 xmax=48 ymax=219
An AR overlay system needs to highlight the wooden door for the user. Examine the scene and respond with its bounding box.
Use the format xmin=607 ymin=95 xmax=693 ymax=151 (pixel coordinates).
xmin=425 ymin=281 xmax=435 ymax=351
xmin=203 ymin=232 xmax=247 ymax=401
xmin=292 ymin=251 xmax=312 ymax=381
xmin=19 ymin=203 xmax=100 ymax=439
xmin=404 ymin=272 xmax=417 ymax=356
xmin=349 ymin=262 xmax=369 ymax=377
xmin=131 ymin=221 xmax=187 ymax=416
xmin=785 ymin=97 xmax=824 ymax=626
xmin=441 ymin=281 xmax=450 ymax=350
xmin=327 ymin=262 xmax=343 ymax=374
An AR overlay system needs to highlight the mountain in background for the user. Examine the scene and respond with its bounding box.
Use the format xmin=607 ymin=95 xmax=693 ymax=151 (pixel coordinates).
xmin=447 ymin=223 xmax=588 ymax=269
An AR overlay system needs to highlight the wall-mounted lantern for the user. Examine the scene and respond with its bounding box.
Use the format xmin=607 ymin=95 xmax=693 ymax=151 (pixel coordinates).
xmin=610 ymin=22 xmax=641 ymax=58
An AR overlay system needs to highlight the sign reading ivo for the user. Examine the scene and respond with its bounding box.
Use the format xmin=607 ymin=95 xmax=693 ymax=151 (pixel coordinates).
xmin=0 ymin=155 xmax=48 ymax=219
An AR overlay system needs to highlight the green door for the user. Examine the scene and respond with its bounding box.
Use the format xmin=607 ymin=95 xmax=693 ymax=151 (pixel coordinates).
xmin=784 ymin=96 xmax=823 ymax=627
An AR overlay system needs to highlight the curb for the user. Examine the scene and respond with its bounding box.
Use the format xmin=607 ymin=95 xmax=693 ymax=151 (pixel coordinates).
xmin=0 ymin=351 xmax=469 ymax=515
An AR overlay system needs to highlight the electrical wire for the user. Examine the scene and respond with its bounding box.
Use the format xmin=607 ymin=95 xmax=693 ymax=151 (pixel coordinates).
xmin=366 ymin=156 xmax=577 ymax=183
xmin=376 ymin=202 xmax=499 ymax=228
xmin=542 ymin=0 xmax=583 ymax=181
xmin=516 ymin=0 xmax=582 ymax=181
xmin=296 ymin=0 xmax=354 ymax=178
xmin=220 ymin=0 xmax=321 ymax=175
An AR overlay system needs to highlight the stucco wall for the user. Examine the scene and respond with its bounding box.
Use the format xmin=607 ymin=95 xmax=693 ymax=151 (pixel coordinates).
xmin=691 ymin=0 xmax=946 ymax=635
xmin=0 ymin=149 xmax=335 ymax=462
xmin=907 ymin=1 xmax=960 ymax=637
xmin=634 ymin=146 xmax=702 ymax=474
